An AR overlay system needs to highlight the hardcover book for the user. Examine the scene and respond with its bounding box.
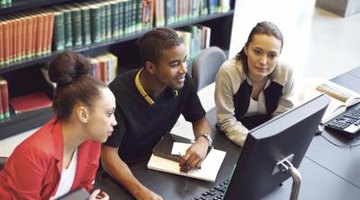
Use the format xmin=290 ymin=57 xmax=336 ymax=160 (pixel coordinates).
xmin=315 ymin=80 xmax=360 ymax=123
xmin=9 ymin=92 xmax=52 ymax=114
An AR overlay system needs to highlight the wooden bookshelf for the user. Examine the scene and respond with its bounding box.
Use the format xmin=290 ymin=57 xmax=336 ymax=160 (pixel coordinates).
xmin=0 ymin=0 xmax=235 ymax=139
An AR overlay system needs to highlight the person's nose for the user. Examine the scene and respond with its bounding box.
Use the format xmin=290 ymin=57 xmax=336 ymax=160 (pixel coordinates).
xmin=179 ymin=61 xmax=188 ymax=74
xmin=259 ymin=54 xmax=267 ymax=65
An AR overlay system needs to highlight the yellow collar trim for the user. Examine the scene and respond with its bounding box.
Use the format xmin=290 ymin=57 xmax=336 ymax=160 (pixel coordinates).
xmin=135 ymin=69 xmax=155 ymax=105
xmin=135 ymin=69 xmax=179 ymax=105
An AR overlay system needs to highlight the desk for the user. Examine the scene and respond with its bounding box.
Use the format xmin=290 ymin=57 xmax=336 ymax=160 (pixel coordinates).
xmin=305 ymin=66 xmax=360 ymax=189
xmin=96 ymin=67 xmax=360 ymax=199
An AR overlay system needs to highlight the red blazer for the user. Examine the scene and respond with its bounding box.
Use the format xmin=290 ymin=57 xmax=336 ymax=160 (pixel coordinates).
xmin=0 ymin=117 xmax=101 ymax=200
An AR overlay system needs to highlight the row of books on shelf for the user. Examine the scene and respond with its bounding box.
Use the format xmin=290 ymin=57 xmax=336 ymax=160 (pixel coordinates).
xmin=0 ymin=52 xmax=119 ymax=123
xmin=0 ymin=0 xmax=230 ymax=66
xmin=177 ymin=25 xmax=211 ymax=60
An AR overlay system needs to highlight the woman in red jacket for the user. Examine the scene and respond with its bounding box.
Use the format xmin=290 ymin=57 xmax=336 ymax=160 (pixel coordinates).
xmin=0 ymin=52 xmax=117 ymax=199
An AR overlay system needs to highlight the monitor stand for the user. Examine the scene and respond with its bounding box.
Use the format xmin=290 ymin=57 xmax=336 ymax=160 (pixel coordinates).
xmin=272 ymin=154 xmax=301 ymax=200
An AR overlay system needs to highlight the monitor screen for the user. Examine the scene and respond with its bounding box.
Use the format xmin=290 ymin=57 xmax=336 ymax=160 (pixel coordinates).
xmin=224 ymin=94 xmax=330 ymax=200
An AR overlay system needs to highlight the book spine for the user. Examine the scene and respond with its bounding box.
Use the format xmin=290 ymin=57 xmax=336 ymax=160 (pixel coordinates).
xmin=96 ymin=4 xmax=105 ymax=41
xmin=35 ymin=13 xmax=44 ymax=56
xmin=52 ymin=12 xmax=65 ymax=51
xmin=42 ymin=13 xmax=49 ymax=55
xmin=135 ymin=0 xmax=143 ymax=32
xmin=30 ymin=14 xmax=37 ymax=57
xmin=14 ymin=19 xmax=21 ymax=61
xmin=110 ymin=1 xmax=119 ymax=38
xmin=123 ymin=0 xmax=131 ymax=35
xmin=24 ymin=16 xmax=32 ymax=58
xmin=165 ymin=0 xmax=175 ymax=25
xmin=63 ymin=9 xmax=73 ymax=48
xmin=20 ymin=17 xmax=26 ymax=60
xmin=71 ymin=7 xmax=83 ymax=46
xmin=8 ymin=20 xmax=14 ymax=63
xmin=0 ymin=78 xmax=10 ymax=119
xmin=81 ymin=6 xmax=92 ymax=45
xmin=118 ymin=0 xmax=124 ymax=37
xmin=104 ymin=2 xmax=112 ymax=40
xmin=90 ymin=5 xmax=101 ymax=43
xmin=3 ymin=21 xmax=10 ymax=64
xmin=47 ymin=12 xmax=55 ymax=54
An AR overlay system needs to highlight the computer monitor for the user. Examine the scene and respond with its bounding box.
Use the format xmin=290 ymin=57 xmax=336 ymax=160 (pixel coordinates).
xmin=223 ymin=94 xmax=330 ymax=200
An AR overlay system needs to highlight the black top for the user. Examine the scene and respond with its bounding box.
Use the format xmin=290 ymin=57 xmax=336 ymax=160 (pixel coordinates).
xmin=105 ymin=69 xmax=206 ymax=163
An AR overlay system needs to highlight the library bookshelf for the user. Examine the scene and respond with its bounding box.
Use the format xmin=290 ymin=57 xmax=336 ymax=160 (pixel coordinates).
xmin=0 ymin=0 xmax=235 ymax=139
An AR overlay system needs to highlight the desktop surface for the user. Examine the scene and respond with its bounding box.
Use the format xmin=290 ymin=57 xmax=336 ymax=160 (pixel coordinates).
xmin=305 ymin=66 xmax=360 ymax=189
xmin=94 ymin=66 xmax=360 ymax=200
xmin=95 ymin=108 xmax=360 ymax=200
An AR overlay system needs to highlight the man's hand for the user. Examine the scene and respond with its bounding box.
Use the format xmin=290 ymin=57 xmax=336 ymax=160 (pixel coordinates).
xmin=179 ymin=138 xmax=209 ymax=172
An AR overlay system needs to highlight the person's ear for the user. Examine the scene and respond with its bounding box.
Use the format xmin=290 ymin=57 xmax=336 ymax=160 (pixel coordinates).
xmin=77 ymin=105 xmax=89 ymax=123
xmin=244 ymin=46 xmax=249 ymax=56
xmin=145 ymin=61 xmax=156 ymax=75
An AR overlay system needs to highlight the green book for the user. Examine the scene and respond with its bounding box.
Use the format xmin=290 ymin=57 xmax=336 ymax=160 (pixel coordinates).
xmin=90 ymin=5 xmax=101 ymax=43
xmin=123 ymin=0 xmax=131 ymax=35
xmin=62 ymin=8 xmax=73 ymax=48
xmin=118 ymin=0 xmax=126 ymax=36
xmin=98 ymin=3 xmax=106 ymax=41
xmin=104 ymin=2 xmax=112 ymax=40
xmin=52 ymin=11 xmax=65 ymax=51
xmin=110 ymin=0 xmax=119 ymax=38
xmin=80 ymin=6 xmax=92 ymax=45
xmin=200 ymin=0 xmax=208 ymax=15
xmin=135 ymin=0 xmax=143 ymax=32
xmin=68 ymin=6 xmax=83 ymax=46
xmin=165 ymin=0 xmax=175 ymax=25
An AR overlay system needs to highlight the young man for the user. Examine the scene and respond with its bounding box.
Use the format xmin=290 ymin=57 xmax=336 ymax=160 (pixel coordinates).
xmin=101 ymin=27 xmax=212 ymax=200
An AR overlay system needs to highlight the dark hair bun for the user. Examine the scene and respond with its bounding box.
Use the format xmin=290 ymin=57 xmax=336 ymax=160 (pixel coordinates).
xmin=48 ymin=51 xmax=90 ymax=87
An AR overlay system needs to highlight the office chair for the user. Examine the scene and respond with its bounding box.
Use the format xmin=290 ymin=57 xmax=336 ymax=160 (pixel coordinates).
xmin=0 ymin=156 xmax=7 ymax=170
xmin=192 ymin=46 xmax=227 ymax=91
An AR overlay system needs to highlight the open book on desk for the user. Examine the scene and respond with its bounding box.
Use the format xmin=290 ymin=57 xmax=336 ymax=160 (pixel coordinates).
xmin=148 ymin=146 xmax=226 ymax=182
xmin=315 ymin=80 xmax=360 ymax=123
xmin=148 ymin=134 xmax=226 ymax=182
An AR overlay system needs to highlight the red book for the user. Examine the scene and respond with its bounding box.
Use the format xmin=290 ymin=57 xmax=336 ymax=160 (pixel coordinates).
xmin=0 ymin=77 xmax=9 ymax=119
xmin=9 ymin=92 xmax=52 ymax=114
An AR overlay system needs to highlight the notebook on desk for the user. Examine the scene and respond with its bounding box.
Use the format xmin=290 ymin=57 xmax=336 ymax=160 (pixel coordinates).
xmin=148 ymin=147 xmax=226 ymax=182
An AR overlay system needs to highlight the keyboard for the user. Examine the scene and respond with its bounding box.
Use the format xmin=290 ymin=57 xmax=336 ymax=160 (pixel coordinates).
xmin=191 ymin=179 xmax=229 ymax=200
xmin=324 ymin=103 xmax=360 ymax=139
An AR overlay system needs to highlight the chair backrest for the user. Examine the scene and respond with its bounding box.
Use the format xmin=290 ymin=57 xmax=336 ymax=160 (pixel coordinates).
xmin=0 ymin=156 xmax=8 ymax=170
xmin=192 ymin=46 xmax=227 ymax=91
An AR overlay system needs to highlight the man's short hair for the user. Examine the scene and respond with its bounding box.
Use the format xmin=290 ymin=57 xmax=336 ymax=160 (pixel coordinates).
xmin=137 ymin=27 xmax=182 ymax=65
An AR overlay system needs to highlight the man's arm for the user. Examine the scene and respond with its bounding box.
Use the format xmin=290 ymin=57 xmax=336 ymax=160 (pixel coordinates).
xmin=179 ymin=117 xmax=212 ymax=171
xmin=101 ymin=145 xmax=163 ymax=200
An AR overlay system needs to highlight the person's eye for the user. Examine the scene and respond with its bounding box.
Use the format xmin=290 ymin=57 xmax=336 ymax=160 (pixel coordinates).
xmin=253 ymin=49 xmax=262 ymax=55
xmin=268 ymin=53 xmax=278 ymax=60
xmin=107 ymin=111 xmax=114 ymax=117
xmin=170 ymin=61 xmax=180 ymax=68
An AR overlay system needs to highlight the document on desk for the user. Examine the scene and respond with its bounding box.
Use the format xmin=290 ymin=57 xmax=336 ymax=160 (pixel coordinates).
xmin=147 ymin=142 xmax=226 ymax=182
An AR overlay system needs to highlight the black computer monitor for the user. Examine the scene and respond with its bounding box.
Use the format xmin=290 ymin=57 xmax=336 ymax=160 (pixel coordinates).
xmin=224 ymin=94 xmax=330 ymax=200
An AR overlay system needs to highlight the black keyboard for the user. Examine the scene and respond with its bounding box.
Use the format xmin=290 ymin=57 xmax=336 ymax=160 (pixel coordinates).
xmin=324 ymin=103 xmax=360 ymax=139
xmin=191 ymin=179 xmax=229 ymax=200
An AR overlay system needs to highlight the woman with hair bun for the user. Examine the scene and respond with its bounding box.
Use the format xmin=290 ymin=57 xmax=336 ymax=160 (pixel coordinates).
xmin=0 ymin=51 xmax=117 ymax=200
